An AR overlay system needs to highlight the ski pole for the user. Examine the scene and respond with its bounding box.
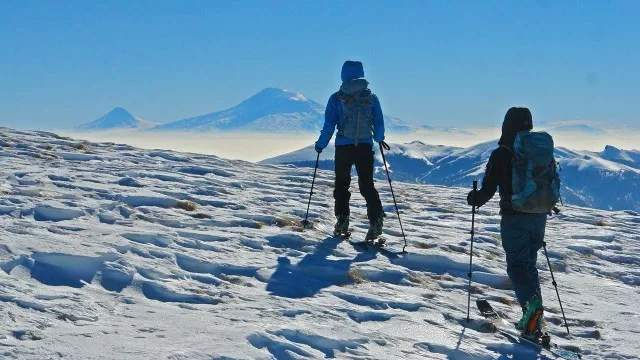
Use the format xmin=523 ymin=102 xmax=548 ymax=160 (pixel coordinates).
xmin=466 ymin=180 xmax=478 ymax=323
xmin=301 ymin=151 xmax=320 ymax=229
xmin=542 ymin=241 xmax=571 ymax=336
xmin=379 ymin=141 xmax=408 ymax=254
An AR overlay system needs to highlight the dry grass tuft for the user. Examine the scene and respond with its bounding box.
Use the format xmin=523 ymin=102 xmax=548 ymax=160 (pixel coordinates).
xmin=414 ymin=242 xmax=437 ymax=250
xmin=448 ymin=245 xmax=468 ymax=254
xmin=577 ymin=319 xmax=598 ymax=327
xmin=422 ymin=292 xmax=437 ymax=299
xmin=408 ymin=273 xmax=431 ymax=285
xmin=275 ymin=218 xmax=299 ymax=228
xmin=174 ymin=200 xmax=197 ymax=212
xmin=491 ymin=233 xmax=502 ymax=244
xmin=219 ymin=275 xmax=244 ymax=285
xmin=498 ymin=297 xmax=514 ymax=306
xmin=430 ymin=273 xmax=455 ymax=282
xmin=347 ymin=269 xmax=367 ymax=284
xmin=481 ymin=321 xmax=498 ymax=333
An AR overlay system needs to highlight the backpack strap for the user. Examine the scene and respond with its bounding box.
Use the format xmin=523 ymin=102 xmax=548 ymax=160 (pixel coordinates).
xmin=499 ymin=144 xmax=513 ymax=154
xmin=337 ymin=92 xmax=356 ymax=104
xmin=337 ymin=90 xmax=372 ymax=105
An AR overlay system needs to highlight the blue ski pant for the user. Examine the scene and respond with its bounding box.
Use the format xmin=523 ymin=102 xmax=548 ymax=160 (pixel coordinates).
xmin=500 ymin=214 xmax=546 ymax=310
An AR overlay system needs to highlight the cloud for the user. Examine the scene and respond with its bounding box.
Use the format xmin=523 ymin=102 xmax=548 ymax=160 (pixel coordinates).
xmin=58 ymin=126 xmax=639 ymax=163
xmin=59 ymin=130 xmax=319 ymax=162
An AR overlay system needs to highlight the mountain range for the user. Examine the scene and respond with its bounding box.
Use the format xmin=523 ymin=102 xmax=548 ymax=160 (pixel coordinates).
xmin=75 ymin=88 xmax=417 ymax=133
xmin=262 ymin=141 xmax=640 ymax=212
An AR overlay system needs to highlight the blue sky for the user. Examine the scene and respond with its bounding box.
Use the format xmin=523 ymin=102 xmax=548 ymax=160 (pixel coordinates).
xmin=1 ymin=1 xmax=638 ymax=129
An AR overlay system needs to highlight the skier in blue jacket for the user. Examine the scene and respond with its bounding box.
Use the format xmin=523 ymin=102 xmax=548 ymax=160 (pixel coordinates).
xmin=315 ymin=61 xmax=385 ymax=239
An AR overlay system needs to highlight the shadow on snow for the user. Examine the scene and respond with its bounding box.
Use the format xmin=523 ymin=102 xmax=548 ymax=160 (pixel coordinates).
xmin=266 ymin=236 xmax=376 ymax=298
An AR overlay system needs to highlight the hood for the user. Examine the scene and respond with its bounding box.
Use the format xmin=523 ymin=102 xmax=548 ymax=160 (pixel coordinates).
xmin=499 ymin=107 xmax=533 ymax=147
xmin=341 ymin=61 xmax=365 ymax=82
xmin=340 ymin=79 xmax=369 ymax=95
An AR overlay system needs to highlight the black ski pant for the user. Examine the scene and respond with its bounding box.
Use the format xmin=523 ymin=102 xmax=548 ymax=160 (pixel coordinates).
xmin=334 ymin=144 xmax=383 ymax=221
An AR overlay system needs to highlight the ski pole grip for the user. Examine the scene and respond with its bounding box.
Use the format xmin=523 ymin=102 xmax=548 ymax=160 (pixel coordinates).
xmin=473 ymin=180 xmax=478 ymax=191
xmin=380 ymin=141 xmax=390 ymax=151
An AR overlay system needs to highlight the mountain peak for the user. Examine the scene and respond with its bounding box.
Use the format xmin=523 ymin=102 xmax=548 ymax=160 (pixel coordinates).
xmin=249 ymin=88 xmax=309 ymax=102
xmin=110 ymin=106 xmax=131 ymax=114
xmin=75 ymin=107 xmax=154 ymax=131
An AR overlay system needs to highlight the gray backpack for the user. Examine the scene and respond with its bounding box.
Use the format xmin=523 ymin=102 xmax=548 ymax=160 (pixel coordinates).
xmin=507 ymin=130 xmax=561 ymax=213
xmin=337 ymin=90 xmax=374 ymax=145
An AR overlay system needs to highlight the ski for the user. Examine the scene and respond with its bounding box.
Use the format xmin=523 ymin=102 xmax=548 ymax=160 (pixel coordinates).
xmin=333 ymin=231 xmax=352 ymax=240
xmin=476 ymin=299 xmax=581 ymax=359
xmin=349 ymin=238 xmax=404 ymax=256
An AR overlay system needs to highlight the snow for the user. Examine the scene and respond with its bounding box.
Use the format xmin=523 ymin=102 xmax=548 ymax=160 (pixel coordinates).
xmin=0 ymin=128 xmax=638 ymax=359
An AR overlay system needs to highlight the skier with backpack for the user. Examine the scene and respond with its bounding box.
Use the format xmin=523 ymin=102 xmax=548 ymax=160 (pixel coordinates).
xmin=314 ymin=60 xmax=385 ymax=240
xmin=467 ymin=107 xmax=561 ymax=339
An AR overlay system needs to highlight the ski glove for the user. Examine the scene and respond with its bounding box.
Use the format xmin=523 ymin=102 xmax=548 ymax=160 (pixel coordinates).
xmin=467 ymin=190 xmax=479 ymax=207
xmin=314 ymin=143 xmax=323 ymax=154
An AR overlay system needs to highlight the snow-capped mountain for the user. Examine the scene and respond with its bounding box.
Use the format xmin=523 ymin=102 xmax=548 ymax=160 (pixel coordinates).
xmin=600 ymin=145 xmax=640 ymax=168
xmin=153 ymin=87 xmax=417 ymax=133
xmin=75 ymin=107 xmax=156 ymax=131
xmin=0 ymin=127 xmax=637 ymax=359
xmin=263 ymin=141 xmax=640 ymax=212
xmin=153 ymin=88 xmax=325 ymax=132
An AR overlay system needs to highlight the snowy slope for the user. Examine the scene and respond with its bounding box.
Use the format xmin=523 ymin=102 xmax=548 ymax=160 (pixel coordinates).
xmin=153 ymin=88 xmax=416 ymax=133
xmin=76 ymin=107 xmax=156 ymax=131
xmin=265 ymin=141 xmax=640 ymax=212
xmin=0 ymin=128 xmax=638 ymax=359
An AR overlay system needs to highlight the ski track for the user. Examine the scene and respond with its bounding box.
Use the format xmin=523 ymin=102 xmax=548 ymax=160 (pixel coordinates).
xmin=0 ymin=128 xmax=638 ymax=359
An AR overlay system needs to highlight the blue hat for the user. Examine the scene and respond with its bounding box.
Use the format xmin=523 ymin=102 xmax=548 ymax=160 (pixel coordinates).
xmin=341 ymin=61 xmax=365 ymax=82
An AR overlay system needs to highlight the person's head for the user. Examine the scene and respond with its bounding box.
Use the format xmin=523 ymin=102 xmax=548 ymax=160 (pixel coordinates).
xmin=499 ymin=107 xmax=533 ymax=146
xmin=341 ymin=61 xmax=364 ymax=82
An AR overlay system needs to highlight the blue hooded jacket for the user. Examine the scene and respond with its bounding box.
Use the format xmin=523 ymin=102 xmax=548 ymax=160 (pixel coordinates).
xmin=315 ymin=61 xmax=385 ymax=149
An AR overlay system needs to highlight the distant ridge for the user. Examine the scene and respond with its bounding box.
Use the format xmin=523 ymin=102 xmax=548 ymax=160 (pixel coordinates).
xmin=263 ymin=141 xmax=640 ymax=212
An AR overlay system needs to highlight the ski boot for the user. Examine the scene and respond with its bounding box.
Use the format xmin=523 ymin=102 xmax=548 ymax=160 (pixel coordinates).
xmin=365 ymin=215 xmax=384 ymax=242
xmin=517 ymin=295 xmax=544 ymax=337
xmin=333 ymin=214 xmax=350 ymax=239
